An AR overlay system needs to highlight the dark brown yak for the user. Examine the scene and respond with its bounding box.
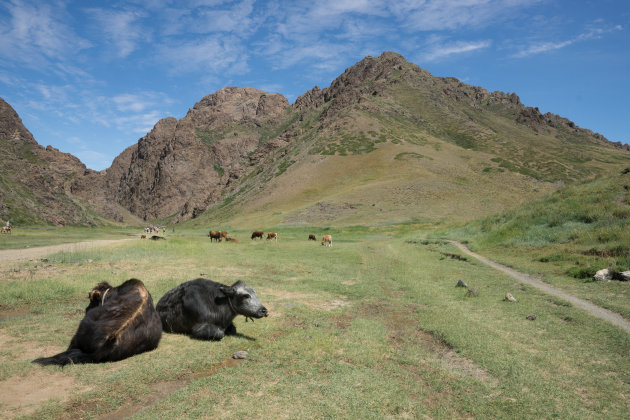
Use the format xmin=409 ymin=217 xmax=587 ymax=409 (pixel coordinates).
xmin=33 ymin=279 xmax=162 ymax=366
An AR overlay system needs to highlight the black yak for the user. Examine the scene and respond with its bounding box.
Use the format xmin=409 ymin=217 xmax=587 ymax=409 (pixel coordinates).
xmin=156 ymin=278 xmax=268 ymax=341
xmin=33 ymin=279 xmax=162 ymax=366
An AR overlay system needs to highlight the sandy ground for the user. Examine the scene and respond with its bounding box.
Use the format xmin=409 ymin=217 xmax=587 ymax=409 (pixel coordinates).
xmin=450 ymin=240 xmax=630 ymax=334
xmin=0 ymin=239 xmax=133 ymax=262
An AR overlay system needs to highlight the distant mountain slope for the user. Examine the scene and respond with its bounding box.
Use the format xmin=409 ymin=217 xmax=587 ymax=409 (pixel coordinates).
xmin=0 ymin=52 xmax=628 ymax=226
xmin=183 ymin=52 xmax=629 ymax=227
xmin=0 ymin=98 xmax=121 ymax=225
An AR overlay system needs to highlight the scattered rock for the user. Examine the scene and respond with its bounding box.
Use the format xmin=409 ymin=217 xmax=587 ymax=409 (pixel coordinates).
xmin=232 ymin=350 xmax=249 ymax=360
xmin=456 ymin=279 xmax=468 ymax=288
xmin=466 ymin=287 xmax=479 ymax=297
xmin=40 ymin=258 xmax=48 ymax=263
xmin=505 ymin=293 xmax=517 ymax=302
xmin=526 ymin=314 xmax=537 ymax=321
xmin=594 ymin=268 xmax=612 ymax=282
xmin=86 ymin=259 xmax=93 ymax=263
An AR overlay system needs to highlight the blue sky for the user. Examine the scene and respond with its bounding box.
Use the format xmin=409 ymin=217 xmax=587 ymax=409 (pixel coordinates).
xmin=1 ymin=0 xmax=628 ymax=170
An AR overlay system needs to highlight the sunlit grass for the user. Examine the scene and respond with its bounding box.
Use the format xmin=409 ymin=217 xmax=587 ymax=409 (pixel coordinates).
xmin=1 ymin=229 xmax=629 ymax=418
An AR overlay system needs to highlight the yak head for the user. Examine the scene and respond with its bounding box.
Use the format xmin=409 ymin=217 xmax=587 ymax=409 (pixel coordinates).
xmin=220 ymin=281 xmax=268 ymax=319
xmin=86 ymin=282 xmax=113 ymax=313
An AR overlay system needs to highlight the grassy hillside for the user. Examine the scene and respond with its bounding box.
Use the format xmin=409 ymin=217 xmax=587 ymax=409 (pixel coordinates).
xmin=187 ymin=54 xmax=630 ymax=229
xmin=436 ymin=168 xmax=630 ymax=318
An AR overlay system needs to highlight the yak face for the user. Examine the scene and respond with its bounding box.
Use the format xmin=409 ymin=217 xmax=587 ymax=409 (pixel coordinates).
xmin=219 ymin=281 xmax=268 ymax=319
xmin=85 ymin=282 xmax=113 ymax=313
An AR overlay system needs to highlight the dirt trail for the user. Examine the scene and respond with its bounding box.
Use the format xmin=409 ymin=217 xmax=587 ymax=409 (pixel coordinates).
xmin=449 ymin=240 xmax=630 ymax=334
xmin=0 ymin=239 xmax=133 ymax=262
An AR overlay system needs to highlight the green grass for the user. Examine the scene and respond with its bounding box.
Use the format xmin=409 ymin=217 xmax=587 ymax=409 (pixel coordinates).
xmin=436 ymin=170 xmax=630 ymax=319
xmin=1 ymin=227 xmax=629 ymax=419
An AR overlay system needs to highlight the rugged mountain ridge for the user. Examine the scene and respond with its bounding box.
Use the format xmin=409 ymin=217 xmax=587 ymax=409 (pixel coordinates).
xmin=0 ymin=98 xmax=116 ymax=225
xmin=0 ymin=52 xmax=628 ymax=226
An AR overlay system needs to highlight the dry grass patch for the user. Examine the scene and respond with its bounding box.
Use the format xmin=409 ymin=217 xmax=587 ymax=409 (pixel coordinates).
xmin=261 ymin=288 xmax=350 ymax=312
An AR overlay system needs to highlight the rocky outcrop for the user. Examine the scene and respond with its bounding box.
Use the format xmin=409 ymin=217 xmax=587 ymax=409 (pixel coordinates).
xmin=0 ymin=98 xmax=98 ymax=225
xmin=112 ymin=87 xmax=290 ymax=221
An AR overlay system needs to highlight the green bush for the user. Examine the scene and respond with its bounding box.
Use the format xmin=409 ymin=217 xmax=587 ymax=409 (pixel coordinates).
xmin=566 ymin=266 xmax=598 ymax=280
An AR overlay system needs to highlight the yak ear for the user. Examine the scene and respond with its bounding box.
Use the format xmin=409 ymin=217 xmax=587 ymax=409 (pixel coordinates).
xmin=219 ymin=285 xmax=236 ymax=297
xmin=89 ymin=289 xmax=101 ymax=302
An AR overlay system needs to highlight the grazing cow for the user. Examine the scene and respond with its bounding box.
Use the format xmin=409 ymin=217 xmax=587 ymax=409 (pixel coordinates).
xmin=308 ymin=234 xmax=316 ymax=241
xmin=140 ymin=234 xmax=146 ymax=239
xmin=33 ymin=279 xmax=162 ymax=366
xmin=156 ymin=278 xmax=268 ymax=341
xmin=266 ymin=232 xmax=278 ymax=242
xmin=251 ymin=231 xmax=264 ymax=240
xmin=208 ymin=230 xmax=222 ymax=242
xmin=150 ymin=235 xmax=165 ymax=240
xmin=220 ymin=231 xmax=229 ymax=240
xmin=321 ymin=234 xmax=333 ymax=247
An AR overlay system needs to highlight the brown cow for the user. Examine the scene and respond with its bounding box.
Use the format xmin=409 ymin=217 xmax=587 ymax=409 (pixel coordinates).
xmin=226 ymin=237 xmax=239 ymax=243
xmin=140 ymin=234 xmax=146 ymax=239
xmin=266 ymin=232 xmax=278 ymax=242
xmin=208 ymin=230 xmax=222 ymax=242
xmin=308 ymin=234 xmax=316 ymax=241
xmin=251 ymin=231 xmax=264 ymax=240
xmin=220 ymin=231 xmax=229 ymax=240
xmin=1 ymin=226 xmax=11 ymax=234
xmin=321 ymin=235 xmax=332 ymax=247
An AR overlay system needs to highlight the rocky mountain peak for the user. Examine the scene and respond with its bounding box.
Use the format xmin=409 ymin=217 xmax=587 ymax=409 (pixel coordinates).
xmin=0 ymin=97 xmax=38 ymax=147
xmin=186 ymin=86 xmax=289 ymax=131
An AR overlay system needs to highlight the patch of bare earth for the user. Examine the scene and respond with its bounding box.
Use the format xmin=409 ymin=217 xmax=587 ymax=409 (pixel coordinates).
xmin=372 ymin=302 xmax=498 ymax=385
xmin=0 ymin=331 xmax=90 ymax=419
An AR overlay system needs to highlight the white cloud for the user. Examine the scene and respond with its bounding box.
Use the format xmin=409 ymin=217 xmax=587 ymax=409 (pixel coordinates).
xmin=112 ymin=93 xmax=161 ymax=113
xmin=513 ymin=22 xmax=623 ymax=58
xmin=158 ymin=35 xmax=249 ymax=74
xmin=0 ymin=0 xmax=91 ymax=69
xmin=86 ymin=8 xmax=147 ymax=58
xmin=388 ymin=0 xmax=539 ymax=31
xmin=112 ymin=110 xmax=164 ymax=134
xmin=419 ymin=38 xmax=492 ymax=62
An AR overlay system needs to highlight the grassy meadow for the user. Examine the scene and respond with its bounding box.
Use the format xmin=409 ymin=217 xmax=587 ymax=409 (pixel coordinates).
xmin=437 ymin=169 xmax=630 ymax=320
xmin=1 ymin=226 xmax=629 ymax=419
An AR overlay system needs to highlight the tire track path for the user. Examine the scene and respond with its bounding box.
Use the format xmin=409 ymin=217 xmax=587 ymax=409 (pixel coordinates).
xmin=0 ymin=239 xmax=133 ymax=262
xmin=449 ymin=240 xmax=630 ymax=334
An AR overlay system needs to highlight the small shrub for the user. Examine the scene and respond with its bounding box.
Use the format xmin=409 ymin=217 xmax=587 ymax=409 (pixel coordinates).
xmin=566 ymin=266 xmax=598 ymax=280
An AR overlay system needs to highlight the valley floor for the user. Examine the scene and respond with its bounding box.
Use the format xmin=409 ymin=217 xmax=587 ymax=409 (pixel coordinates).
xmin=1 ymin=231 xmax=628 ymax=419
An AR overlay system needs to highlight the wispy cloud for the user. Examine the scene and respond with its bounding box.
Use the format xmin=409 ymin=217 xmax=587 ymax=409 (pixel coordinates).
xmin=419 ymin=38 xmax=492 ymax=62
xmin=86 ymin=8 xmax=147 ymax=58
xmin=389 ymin=0 xmax=539 ymax=31
xmin=158 ymin=35 xmax=250 ymax=74
xmin=0 ymin=0 xmax=91 ymax=69
xmin=513 ymin=22 xmax=623 ymax=58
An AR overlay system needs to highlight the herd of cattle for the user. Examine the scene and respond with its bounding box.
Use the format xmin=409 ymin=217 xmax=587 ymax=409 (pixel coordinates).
xmin=208 ymin=230 xmax=332 ymax=246
xmin=33 ymin=277 xmax=268 ymax=366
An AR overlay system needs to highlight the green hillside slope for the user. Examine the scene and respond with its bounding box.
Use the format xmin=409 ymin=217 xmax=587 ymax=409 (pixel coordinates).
xmin=186 ymin=53 xmax=629 ymax=228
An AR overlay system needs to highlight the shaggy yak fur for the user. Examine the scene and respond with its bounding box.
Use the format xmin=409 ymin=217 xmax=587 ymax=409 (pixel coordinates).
xmin=33 ymin=279 xmax=162 ymax=366
xmin=156 ymin=278 xmax=268 ymax=341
